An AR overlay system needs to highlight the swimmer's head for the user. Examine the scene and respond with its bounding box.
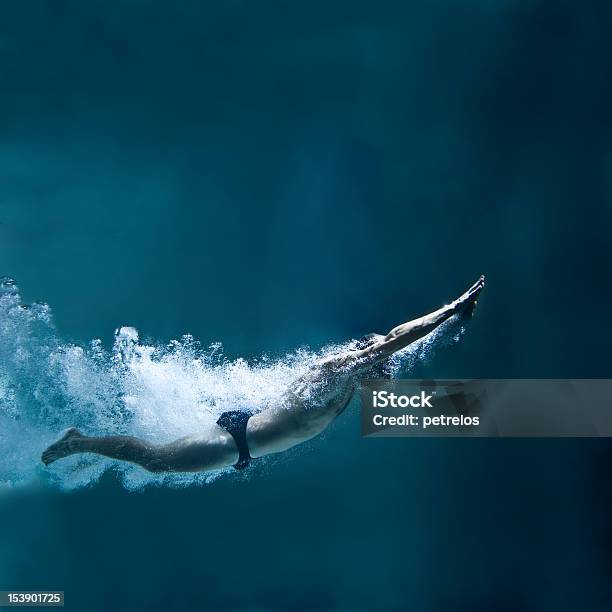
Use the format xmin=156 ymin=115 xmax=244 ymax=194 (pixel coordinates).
xmin=354 ymin=333 xmax=383 ymax=349
xmin=354 ymin=333 xmax=393 ymax=379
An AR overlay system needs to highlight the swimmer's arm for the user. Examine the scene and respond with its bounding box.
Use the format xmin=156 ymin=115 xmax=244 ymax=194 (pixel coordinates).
xmin=348 ymin=276 xmax=485 ymax=369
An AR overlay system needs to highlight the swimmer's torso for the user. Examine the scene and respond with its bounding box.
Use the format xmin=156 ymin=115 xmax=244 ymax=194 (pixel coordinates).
xmin=246 ymin=352 xmax=368 ymax=458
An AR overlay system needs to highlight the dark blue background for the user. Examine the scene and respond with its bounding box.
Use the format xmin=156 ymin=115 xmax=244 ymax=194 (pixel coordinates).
xmin=1 ymin=1 xmax=611 ymax=610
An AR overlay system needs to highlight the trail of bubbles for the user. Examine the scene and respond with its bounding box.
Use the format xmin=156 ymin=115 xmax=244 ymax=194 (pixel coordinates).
xmin=0 ymin=278 xmax=462 ymax=490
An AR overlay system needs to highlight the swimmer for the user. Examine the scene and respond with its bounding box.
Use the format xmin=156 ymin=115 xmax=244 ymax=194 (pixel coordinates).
xmin=42 ymin=276 xmax=485 ymax=473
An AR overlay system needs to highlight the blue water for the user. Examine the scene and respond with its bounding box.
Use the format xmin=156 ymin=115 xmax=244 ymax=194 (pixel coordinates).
xmin=1 ymin=1 xmax=612 ymax=610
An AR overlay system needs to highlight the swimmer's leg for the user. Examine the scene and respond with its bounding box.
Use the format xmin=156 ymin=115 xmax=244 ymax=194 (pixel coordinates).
xmin=42 ymin=426 xmax=239 ymax=473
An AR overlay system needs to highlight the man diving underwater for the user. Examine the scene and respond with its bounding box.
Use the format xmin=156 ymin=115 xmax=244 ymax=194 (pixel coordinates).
xmin=42 ymin=276 xmax=485 ymax=473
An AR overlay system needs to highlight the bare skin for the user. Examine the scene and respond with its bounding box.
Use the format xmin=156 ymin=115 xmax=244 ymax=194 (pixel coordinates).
xmin=42 ymin=275 xmax=485 ymax=472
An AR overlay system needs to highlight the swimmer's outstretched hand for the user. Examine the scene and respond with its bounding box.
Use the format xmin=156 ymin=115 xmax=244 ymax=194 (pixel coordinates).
xmin=452 ymin=275 xmax=485 ymax=317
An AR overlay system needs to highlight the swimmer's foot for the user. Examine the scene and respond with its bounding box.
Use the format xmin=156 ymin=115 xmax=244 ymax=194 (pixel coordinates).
xmin=41 ymin=427 xmax=84 ymax=465
xmin=452 ymin=275 xmax=485 ymax=317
